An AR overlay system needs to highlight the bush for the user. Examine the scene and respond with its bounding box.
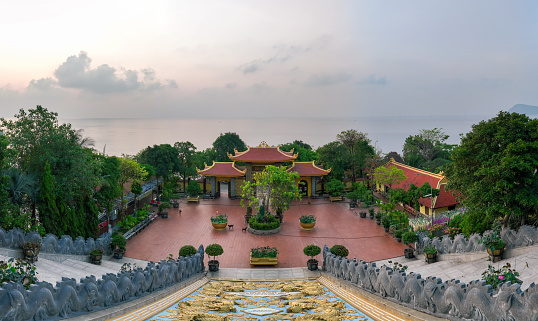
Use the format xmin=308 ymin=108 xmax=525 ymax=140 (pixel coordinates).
xmin=448 ymin=213 xmax=464 ymax=229
xmin=481 ymin=262 xmax=522 ymax=289
xmin=299 ymin=215 xmax=316 ymax=224
xmin=250 ymin=246 xmax=278 ymax=258
xmin=179 ymin=245 xmax=197 ymax=257
xmin=0 ymin=258 xmax=38 ymax=290
xmin=205 ymin=244 xmax=223 ymax=260
xmin=381 ymin=217 xmax=391 ymax=229
xmin=424 ymin=245 xmax=437 ymax=254
xmin=402 ymin=231 xmax=418 ymax=245
xmin=303 ymin=245 xmax=321 ymax=259
xmin=248 ymin=215 xmax=280 ymax=230
xmin=158 ymin=201 xmax=171 ymax=213
xmin=394 ymin=229 xmax=404 ymax=239
xmin=111 ymin=233 xmax=127 ymax=251
xmin=186 ymin=181 xmax=203 ymax=196
xmin=330 ymin=245 xmax=349 ymax=257
xmin=210 ymin=213 xmax=228 ymax=224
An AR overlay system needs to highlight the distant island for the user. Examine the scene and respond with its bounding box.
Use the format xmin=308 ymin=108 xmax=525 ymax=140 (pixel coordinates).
xmin=508 ymin=104 xmax=538 ymax=115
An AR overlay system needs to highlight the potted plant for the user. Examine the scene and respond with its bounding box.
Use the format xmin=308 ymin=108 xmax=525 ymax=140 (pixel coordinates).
xmin=326 ymin=179 xmax=345 ymax=202
xmin=394 ymin=229 xmax=404 ymax=242
xmin=402 ymin=230 xmax=418 ymax=258
xmin=346 ymin=191 xmax=360 ymax=208
xmin=186 ymin=181 xmax=202 ymax=203
xmin=368 ymin=207 xmax=375 ymax=219
xmin=250 ymin=246 xmax=279 ymax=266
xmin=375 ymin=212 xmax=382 ymax=225
xmin=22 ymin=241 xmax=41 ymax=263
xmin=205 ymin=244 xmax=223 ymax=272
xmin=299 ymin=214 xmax=316 ymax=230
xmin=90 ymin=247 xmax=104 ymax=265
xmin=179 ymin=245 xmax=197 ymax=257
xmin=479 ymin=229 xmax=505 ymax=263
xmin=303 ymin=244 xmax=321 ymax=271
xmin=382 ymin=216 xmax=391 ymax=232
xmin=330 ymin=245 xmax=349 ymax=257
xmin=111 ymin=233 xmax=127 ymax=259
xmin=158 ymin=201 xmax=171 ymax=218
xmin=211 ymin=212 xmax=228 ymax=230
xmin=424 ymin=245 xmax=437 ymax=264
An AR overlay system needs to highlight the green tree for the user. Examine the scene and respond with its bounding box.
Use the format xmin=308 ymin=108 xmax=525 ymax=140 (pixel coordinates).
xmin=337 ymin=129 xmax=372 ymax=182
xmin=373 ymin=165 xmax=407 ymax=192
xmin=138 ymin=144 xmax=179 ymax=181
xmin=316 ymin=141 xmax=349 ymax=179
xmin=38 ymin=162 xmax=63 ymax=235
xmin=241 ymin=165 xmax=301 ymax=221
xmin=445 ymin=112 xmax=538 ymax=229
xmin=403 ymin=128 xmax=454 ymax=172
xmin=118 ymin=157 xmax=148 ymax=217
xmin=212 ymin=132 xmax=246 ymax=162
xmin=280 ymin=140 xmax=317 ymax=162
xmin=130 ymin=179 xmax=142 ymax=208
xmin=174 ymin=141 xmax=198 ymax=190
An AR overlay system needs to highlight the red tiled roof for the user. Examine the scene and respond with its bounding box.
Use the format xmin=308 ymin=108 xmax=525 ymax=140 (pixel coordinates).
xmin=229 ymin=143 xmax=297 ymax=163
xmin=381 ymin=159 xmax=459 ymax=209
xmin=197 ymin=162 xmax=246 ymax=177
xmin=287 ymin=162 xmax=330 ymax=176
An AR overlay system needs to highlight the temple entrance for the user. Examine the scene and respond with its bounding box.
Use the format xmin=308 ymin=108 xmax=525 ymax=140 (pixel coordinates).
xmin=219 ymin=180 xmax=229 ymax=198
xmin=299 ymin=180 xmax=308 ymax=196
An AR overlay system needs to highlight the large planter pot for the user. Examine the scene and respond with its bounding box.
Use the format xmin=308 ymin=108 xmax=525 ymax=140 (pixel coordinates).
xmin=22 ymin=245 xmax=40 ymax=263
xmin=90 ymin=252 xmax=103 ymax=265
xmin=208 ymin=260 xmax=220 ymax=272
xmin=349 ymin=202 xmax=357 ymax=208
xmin=212 ymin=222 xmax=228 ymax=230
xmin=404 ymin=248 xmax=414 ymax=259
xmin=250 ymin=256 xmax=278 ymax=266
xmin=300 ymin=222 xmax=316 ymax=230
xmin=384 ymin=227 xmax=389 ymax=233
xmin=487 ymin=247 xmax=504 ymax=263
xmin=307 ymin=259 xmax=319 ymax=271
xmin=369 ymin=213 xmax=375 ymax=219
xmin=359 ymin=212 xmax=367 ymax=218
xmin=375 ymin=220 xmax=381 ymax=225
xmin=113 ymin=250 xmax=125 ymax=259
xmin=424 ymin=252 xmax=437 ymax=264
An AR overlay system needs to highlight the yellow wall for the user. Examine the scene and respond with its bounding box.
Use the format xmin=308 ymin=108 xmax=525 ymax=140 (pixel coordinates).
xmin=296 ymin=177 xmax=311 ymax=196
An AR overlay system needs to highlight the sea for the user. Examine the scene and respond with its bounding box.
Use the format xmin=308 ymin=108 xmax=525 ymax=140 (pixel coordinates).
xmin=63 ymin=115 xmax=494 ymax=157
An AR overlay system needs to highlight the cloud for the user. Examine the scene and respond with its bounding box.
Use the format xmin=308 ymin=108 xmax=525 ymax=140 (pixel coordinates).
xmin=303 ymin=72 xmax=352 ymax=87
xmin=355 ymin=74 xmax=387 ymax=85
xmin=50 ymin=51 xmax=175 ymax=93
xmin=27 ymin=77 xmax=57 ymax=90
xmin=225 ymin=83 xmax=236 ymax=89
xmin=239 ymin=55 xmax=290 ymax=74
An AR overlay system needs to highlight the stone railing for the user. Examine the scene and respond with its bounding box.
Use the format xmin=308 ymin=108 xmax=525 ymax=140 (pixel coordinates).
xmin=0 ymin=227 xmax=113 ymax=255
xmin=322 ymin=245 xmax=538 ymax=321
xmin=416 ymin=225 xmax=538 ymax=254
xmin=0 ymin=245 xmax=205 ymax=320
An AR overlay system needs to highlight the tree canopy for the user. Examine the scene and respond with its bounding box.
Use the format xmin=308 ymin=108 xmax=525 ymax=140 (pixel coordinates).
xmin=445 ymin=112 xmax=538 ymax=229
xmin=373 ymin=165 xmax=407 ymax=190
xmin=403 ymin=128 xmax=454 ymax=172
xmin=212 ymin=132 xmax=247 ymax=162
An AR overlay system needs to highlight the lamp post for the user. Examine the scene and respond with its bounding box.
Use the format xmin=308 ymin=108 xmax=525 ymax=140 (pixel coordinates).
xmin=414 ymin=173 xmax=434 ymax=229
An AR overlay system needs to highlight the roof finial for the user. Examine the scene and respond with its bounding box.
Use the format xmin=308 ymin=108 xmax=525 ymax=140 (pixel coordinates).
xmin=258 ymin=141 xmax=269 ymax=148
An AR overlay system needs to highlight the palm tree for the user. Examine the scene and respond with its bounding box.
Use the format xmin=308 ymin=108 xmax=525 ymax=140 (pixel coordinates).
xmin=3 ymin=168 xmax=39 ymax=219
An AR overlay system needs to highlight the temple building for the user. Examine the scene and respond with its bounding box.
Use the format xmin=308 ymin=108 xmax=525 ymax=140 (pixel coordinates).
xmin=375 ymin=158 xmax=460 ymax=216
xmin=198 ymin=142 xmax=330 ymax=198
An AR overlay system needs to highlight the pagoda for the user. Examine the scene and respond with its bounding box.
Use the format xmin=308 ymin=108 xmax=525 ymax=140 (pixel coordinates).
xmin=198 ymin=142 xmax=330 ymax=198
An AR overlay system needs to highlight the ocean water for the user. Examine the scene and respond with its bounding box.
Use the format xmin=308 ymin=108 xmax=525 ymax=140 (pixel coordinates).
xmin=64 ymin=115 xmax=492 ymax=157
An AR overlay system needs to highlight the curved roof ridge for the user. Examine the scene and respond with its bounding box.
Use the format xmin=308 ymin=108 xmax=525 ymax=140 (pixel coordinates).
xmin=387 ymin=158 xmax=444 ymax=179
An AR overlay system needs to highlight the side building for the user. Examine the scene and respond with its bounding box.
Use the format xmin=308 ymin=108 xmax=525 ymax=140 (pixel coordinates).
xmin=376 ymin=158 xmax=460 ymax=216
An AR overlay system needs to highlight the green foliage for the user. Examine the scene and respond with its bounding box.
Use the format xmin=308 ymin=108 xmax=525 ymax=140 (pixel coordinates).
xmin=130 ymin=180 xmax=142 ymax=196
xmin=303 ymin=245 xmax=321 ymax=259
xmin=330 ymin=245 xmax=349 ymax=257
xmin=460 ymin=208 xmax=495 ymax=236
xmin=174 ymin=141 xmax=198 ymax=188
xmin=448 ymin=213 xmax=464 ymax=229
xmin=336 ymin=129 xmax=373 ymax=182
xmin=210 ymin=213 xmax=228 ymax=224
xmin=186 ymin=181 xmax=202 ymax=196
xmin=479 ymin=225 xmax=505 ymax=252
xmin=111 ymin=233 xmax=127 ymax=251
xmin=179 ymin=245 xmax=197 ymax=257
xmin=241 ymin=165 xmax=301 ymax=218
xmin=481 ymin=262 xmax=522 ymax=289
xmin=280 ymin=140 xmax=317 ymax=163
xmin=381 ymin=216 xmax=391 ymax=229
xmin=137 ymin=144 xmax=178 ymax=180
xmin=325 ymin=179 xmax=345 ymax=196
xmin=299 ymin=214 xmax=316 ymax=224
xmin=0 ymin=258 xmax=38 ymax=290
xmin=394 ymin=229 xmax=404 ymax=239
xmin=373 ymin=165 xmax=407 ymax=189
xmin=248 ymin=215 xmax=280 ymax=230
xmin=38 ymin=162 xmax=62 ymax=235
xmin=212 ymin=132 xmax=246 ymax=162
xmin=424 ymin=245 xmax=438 ymax=254
xmin=445 ymin=112 xmax=538 ymax=228
xmin=251 ymin=246 xmax=278 ymax=258
xmin=158 ymin=201 xmax=171 ymax=212
xmin=402 ymin=231 xmax=418 ymax=245
xmin=205 ymin=244 xmax=223 ymax=260
xmin=316 ymin=141 xmax=349 ymax=179
xmin=403 ymin=128 xmax=454 ymax=171
xmin=94 ymin=156 xmax=122 ymax=212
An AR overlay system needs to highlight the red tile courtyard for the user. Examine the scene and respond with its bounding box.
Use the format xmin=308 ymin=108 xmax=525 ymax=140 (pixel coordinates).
xmin=124 ymin=197 xmax=408 ymax=268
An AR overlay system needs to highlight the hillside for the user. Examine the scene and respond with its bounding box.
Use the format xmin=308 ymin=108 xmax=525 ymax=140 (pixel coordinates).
xmin=508 ymin=104 xmax=538 ymax=115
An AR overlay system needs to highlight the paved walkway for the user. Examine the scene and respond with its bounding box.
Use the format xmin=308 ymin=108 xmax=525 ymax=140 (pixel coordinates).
xmin=125 ymin=197 xmax=409 ymax=268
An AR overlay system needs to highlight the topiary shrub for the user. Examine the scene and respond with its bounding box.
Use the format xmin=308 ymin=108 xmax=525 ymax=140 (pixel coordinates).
xmin=402 ymin=231 xmax=418 ymax=245
xmin=248 ymin=214 xmax=280 ymax=230
xmin=205 ymin=244 xmax=223 ymax=261
xmin=330 ymin=245 xmax=349 ymax=257
xmin=303 ymin=245 xmax=321 ymax=260
xmin=179 ymin=245 xmax=197 ymax=257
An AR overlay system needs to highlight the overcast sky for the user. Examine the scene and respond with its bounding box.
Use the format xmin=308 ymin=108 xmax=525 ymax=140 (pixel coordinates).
xmin=1 ymin=0 xmax=537 ymax=120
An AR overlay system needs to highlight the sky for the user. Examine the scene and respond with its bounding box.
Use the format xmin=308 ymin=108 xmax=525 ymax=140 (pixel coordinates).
xmin=1 ymin=0 xmax=538 ymax=120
